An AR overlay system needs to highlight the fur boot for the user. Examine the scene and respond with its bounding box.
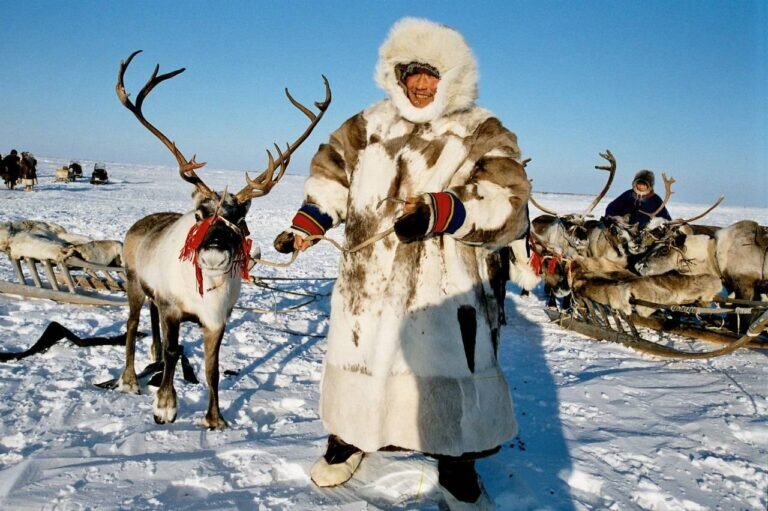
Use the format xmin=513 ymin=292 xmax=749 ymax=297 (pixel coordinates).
xmin=310 ymin=435 xmax=364 ymax=488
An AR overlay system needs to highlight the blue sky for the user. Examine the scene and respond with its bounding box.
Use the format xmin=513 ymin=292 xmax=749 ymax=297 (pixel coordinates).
xmin=2 ymin=1 xmax=766 ymax=207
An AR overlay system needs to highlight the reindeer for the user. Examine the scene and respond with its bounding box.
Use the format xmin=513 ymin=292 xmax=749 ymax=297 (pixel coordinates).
xmin=512 ymin=151 xmax=616 ymax=305
xmin=107 ymin=51 xmax=331 ymax=429
xmin=568 ymin=256 xmax=723 ymax=318
xmin=635 ymin=219 xmax=766 ymax=301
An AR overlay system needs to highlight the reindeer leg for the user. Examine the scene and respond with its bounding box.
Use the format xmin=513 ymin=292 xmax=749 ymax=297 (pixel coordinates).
xmin=116 ymin=278 xmax=144 ymax=393
xmin=729 ymin=277 xmax=756 ymax=334
xmin=149 ymin=302 xmax=162 ymax=362
xmin=202 ymin=325 xmax=228 ymax=430
xmin=153 ymin=313 xmax=181 ymax=424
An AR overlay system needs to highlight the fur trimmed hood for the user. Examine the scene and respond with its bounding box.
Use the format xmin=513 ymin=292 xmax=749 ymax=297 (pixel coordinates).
xmin=632 ymin=169 xmax=655 ymax=195
xmin=375 ymin=17 xmax=478 ymax=124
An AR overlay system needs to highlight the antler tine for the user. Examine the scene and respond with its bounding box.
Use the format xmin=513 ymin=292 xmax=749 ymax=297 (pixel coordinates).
xmin=640 ymin=172 xmax=675 ymax=218
xmin=529 ymin=194 xmax=560 ymax=217
xmin=235 ymin=76 xmax=332 ymax=203
xmin=583 ymin=149 xmax=617 ymax=215
xmin=116 ymin=50 xmax=214 ymax=198
xmin=669 ymin=196 xmax=725 ymax=226
xmin=524 ymin=162 xmax=561 ymax=217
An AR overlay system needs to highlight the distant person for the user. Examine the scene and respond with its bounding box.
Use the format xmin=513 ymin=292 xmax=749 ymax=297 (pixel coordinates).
xmin=605 ymin=170 xmax=671 ymax=227
xmin=19 ymin=152 xmax=37 ymax=192
xmin=3 ymin=150 xmax=20 ymax=189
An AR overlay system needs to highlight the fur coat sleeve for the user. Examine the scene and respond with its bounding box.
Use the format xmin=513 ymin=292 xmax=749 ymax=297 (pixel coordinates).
xmin=446 ymin=118 xmax=531 ymax=249
xmin=302 ymin=114 xmax=364 ymax=227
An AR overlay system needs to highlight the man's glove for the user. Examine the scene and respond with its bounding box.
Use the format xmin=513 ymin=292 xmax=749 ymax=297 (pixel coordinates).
xmin=394 ymin=199 xmax=432 ymax=243
xmin=273 ymin=231 xmax=297 ymax=254
xmin=394 ymin=192 xmax=466 ymax=244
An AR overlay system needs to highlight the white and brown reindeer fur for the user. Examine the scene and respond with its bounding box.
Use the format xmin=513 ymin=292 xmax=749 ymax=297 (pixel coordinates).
xmin=0 ymin=220 xmax=111 ymax=264
xmin=63 ymin=240 xmax=123 ymax=266
xmin=111 ymin=50 xmax=330 ymax=428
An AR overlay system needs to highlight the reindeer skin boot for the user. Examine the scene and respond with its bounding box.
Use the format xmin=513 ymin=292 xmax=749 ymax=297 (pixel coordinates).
xmin=438 ymin=459 xmax=495 ymax=510
xmin=310 ymin=434 xmax=364 ymax=487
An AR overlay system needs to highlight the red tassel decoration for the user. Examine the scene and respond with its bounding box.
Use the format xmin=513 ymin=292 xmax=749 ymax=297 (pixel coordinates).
xmin=178 ymin=216 xmax=253 ymax=296
xmin=179 ymin=217 xmax=216 ymax=296
xmin=530 ymin=252 xmax=543 ymax=276
xmin=547 ymin=257 xmax=558 ymax=276
xmin=179 ymin=217 xmax=216 ymax=263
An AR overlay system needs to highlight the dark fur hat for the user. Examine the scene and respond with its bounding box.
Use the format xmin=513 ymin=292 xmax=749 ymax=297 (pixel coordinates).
xmin=633 ymin=169 xmax=655 ymax=189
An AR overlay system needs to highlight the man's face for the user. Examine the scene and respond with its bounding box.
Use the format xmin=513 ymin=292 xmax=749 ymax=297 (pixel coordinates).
xmin=405 ymin=72 xmax=439 ymax=108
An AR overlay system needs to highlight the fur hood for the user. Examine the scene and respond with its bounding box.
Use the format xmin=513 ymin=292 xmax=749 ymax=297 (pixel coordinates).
xmin=375 ymin=17 xmax=478 ymax=124
xmin=632 ymin=169 xmax=655 ymax=195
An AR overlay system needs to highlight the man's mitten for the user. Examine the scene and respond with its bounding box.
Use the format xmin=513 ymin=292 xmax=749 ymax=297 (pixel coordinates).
xmin=394 ymin=192 xmax=466 ymax=243
xmin=273 ymin=231 xmax=296 ymax=254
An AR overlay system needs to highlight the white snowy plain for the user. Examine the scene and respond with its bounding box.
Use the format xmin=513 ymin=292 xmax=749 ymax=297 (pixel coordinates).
xmin=0 ymin=157 xmax=766 ymax=511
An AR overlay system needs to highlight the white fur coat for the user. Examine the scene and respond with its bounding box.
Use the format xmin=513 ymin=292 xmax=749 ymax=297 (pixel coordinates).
xmin=304 ymin=18 xmax=530 ymax=456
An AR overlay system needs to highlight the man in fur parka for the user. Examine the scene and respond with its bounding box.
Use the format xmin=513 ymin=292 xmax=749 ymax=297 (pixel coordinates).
xmin=274 ymin=17 xmax=530 ymax=509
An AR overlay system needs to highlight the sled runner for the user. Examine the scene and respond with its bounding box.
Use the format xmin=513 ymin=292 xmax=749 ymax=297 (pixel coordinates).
xmin=546 ymin=296 xmax=768 ymax=358
xmin=0 ymin=251 xmax=127 ymax=306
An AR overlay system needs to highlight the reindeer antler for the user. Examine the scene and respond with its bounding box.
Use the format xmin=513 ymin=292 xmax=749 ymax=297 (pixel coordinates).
xmin=525 ymin=160 xmax=561 ymax=216
xmin=116 ymin=50 xmax=215 ymax=199
xmin=529 ymin=193 xmax=560 ymax=216
xmin=669 ymin=196 xmax=725 ymax=226
xmin=583 ymin=150 xmax=617 ymax=216
xmin=234 ymin=76 xmax=332 ymax=202
xmin=640 ymin=172 xmax=675 ymax=218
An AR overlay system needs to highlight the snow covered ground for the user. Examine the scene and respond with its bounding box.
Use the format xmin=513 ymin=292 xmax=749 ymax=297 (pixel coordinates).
xmin=0 ymin=157 xmax=766 ymax=510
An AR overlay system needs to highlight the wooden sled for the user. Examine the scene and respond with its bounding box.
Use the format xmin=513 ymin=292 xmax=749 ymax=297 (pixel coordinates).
xmin=0 ymin=251 xmax=127 ymax=306
xmin=546 ymin=295 xmax=768 ymax=359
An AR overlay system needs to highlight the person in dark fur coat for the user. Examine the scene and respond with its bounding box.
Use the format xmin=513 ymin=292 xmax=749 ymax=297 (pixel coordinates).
xmin=604 ymin=169 xmax=671 ymax=227
xmin=273 ymin=17 xmax=529 ymax=510
xmin=3 ymin=150 xmax=20 ymax=189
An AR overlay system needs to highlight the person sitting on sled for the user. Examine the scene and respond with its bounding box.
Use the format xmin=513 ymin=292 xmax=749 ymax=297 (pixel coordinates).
xmin=273 ymin=17 xmax=530 ymax=509
xmin=605 ymin=169 xmax=671 ymax=227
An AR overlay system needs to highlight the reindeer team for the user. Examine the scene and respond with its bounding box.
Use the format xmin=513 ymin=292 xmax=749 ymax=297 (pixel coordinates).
xmin=512 ymin=151 xmax=767 ymax=323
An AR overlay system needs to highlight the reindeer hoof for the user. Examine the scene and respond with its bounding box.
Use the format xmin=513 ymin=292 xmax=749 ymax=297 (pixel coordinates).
xmin=153 ymin=412 xmax=177 ymax=424
xmin=116 ymin=378 xmax=140 ymax=394
xmin=202 ymin=416 xmax=229 ymax=430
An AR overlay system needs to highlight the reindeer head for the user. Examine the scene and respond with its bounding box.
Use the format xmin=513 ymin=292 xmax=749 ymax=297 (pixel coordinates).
xmin=116 ymin=51 xmax=331 ymax=291
xmin=633 ymin=230 xmax=688 ymax=276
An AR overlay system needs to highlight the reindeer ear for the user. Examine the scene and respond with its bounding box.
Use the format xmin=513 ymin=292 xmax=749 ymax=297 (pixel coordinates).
xmin=674 ymin=233 xmax=687 ymax=248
